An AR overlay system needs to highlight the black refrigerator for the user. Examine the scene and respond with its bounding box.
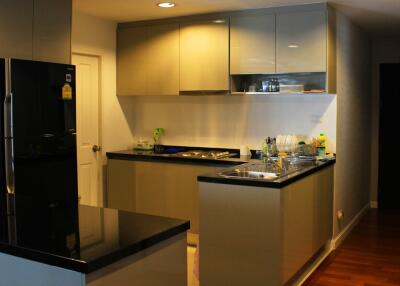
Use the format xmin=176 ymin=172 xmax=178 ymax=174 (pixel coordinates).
xmin=1 ymin=58 xmax=78 ymax=244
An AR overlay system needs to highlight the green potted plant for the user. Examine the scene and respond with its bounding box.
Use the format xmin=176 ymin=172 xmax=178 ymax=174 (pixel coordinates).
xmin=153 ymin=128 xmax=165 ymax=153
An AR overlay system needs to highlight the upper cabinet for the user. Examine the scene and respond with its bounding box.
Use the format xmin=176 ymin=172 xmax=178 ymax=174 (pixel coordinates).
xmin=0 ymin=0 xmax=33 ymax=60
xmin=117 ymin=26 xmax=148 ymax=96
xmin=0 ymin=0 xmax=71 ymax=64
xmin=117 ymin=23 xmax=179 ymax=96
xmin=147 ymin=24 xmax=180 ymax=96
xmin=33 ymin=0 xmax=72 ymax=64
xmin=116 ymin=4 xmax=336 ymax=95
xmin=179 ymin=19 xmax=229 ymax=93
xmin=276 ymin=10 xmax=327 ymax=73
xmin=230 ymin=14 xmax=275 ymax=75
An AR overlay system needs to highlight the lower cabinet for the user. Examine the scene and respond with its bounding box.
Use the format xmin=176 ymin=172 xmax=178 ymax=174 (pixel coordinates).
xmin=86 ymin=234 xmax=187 ymax=286
xmin=107 ymin=159 xmax=226 ymax=245
xmin=199 ymin=165 xmax=334 ymax=286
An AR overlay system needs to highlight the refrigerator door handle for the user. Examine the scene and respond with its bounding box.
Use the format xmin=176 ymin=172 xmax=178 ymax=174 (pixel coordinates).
xmin=4 ymin=58 xmax=15 ymax=200
xmin=4 ymin=92 xmax=13 ymax=138
xmin=4 ymin=92 xmax=15 ymax=196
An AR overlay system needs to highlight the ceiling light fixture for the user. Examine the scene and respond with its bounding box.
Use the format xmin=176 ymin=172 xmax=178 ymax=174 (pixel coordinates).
xmin=157 ymin=2 xmax=176 ymax=8
xmin=213 ymin=19 xmax=226 ymax=24
xmin=288 ymin=44 xmax=299 ymax=48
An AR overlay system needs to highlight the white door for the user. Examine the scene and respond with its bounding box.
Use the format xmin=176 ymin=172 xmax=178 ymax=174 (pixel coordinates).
xmin=72 ymin=54 xmax=101 ymax=206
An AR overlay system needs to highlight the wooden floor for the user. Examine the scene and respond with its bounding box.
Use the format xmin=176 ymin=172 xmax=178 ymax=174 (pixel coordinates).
xmin=304 ymin=208 xmax=400 ymax=286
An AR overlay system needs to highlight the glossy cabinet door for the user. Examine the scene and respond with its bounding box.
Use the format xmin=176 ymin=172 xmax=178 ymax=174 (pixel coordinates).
xmin=146 ymin=24 xmax=179 ymax=96
xmin=33 ymin=0 xmax=72 ymax=64
xmin=276 ymin=10 xmax=327 ymax=73
xmin=0 ymin=0 xmax=33 ymax=60
xmin=117 ymin=26 xmax=148 ymax=96
xmin=230 ymin=14 xmax=275 ymax=74
xmin=117 ymin=24 xmax=179 ymax=96
xmin=179 ymin=19 xmax=229 ymax=92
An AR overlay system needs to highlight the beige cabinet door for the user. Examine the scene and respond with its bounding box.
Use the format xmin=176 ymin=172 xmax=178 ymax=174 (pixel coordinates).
xmin=180 ymin=19 xmax=229 ymax=92
xmin=0 ymin=0 xmax=33 ymax=59
xmin=117 ymin=26 xmax=147 ymax=96
xmin=230 ymin=14 xmax=275 ymax=74
xmin=117 ymin=23 xmax=179 ymax=96
xmin=147 ymin=24 xmax=180 ymax=96
xmin=276 ymin=10 xmax=327 ymax=73
xmin=33 ymin=0 xmax=71 ymax=64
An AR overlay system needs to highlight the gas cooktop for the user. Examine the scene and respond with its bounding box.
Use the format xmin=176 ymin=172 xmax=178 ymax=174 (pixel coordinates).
xmin=175 ymin=150 xmax=235 ymax=159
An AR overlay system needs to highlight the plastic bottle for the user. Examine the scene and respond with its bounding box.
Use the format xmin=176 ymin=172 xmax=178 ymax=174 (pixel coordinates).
xmin=275 ymin=78 xmax=280 ymax=92
xmin=262 ymin=138 xmax=268 ymax=158
xmin=318 ymin=133 xmax=326 ymax=156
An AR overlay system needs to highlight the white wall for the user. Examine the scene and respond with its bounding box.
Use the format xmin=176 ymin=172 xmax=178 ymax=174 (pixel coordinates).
xmin=370 ymin=38 xmax=400 ymax=203
xmin=130 ymin=94 xmax=337 ymax=152
xmin=72 ymin=11 xmax=134 ymax=156
xmin=334 ymin=12 xmax=371 ymax=237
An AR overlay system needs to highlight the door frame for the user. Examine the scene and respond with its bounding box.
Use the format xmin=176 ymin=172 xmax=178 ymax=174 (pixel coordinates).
xmin=72 ymin=52 xmax=104 ymax=206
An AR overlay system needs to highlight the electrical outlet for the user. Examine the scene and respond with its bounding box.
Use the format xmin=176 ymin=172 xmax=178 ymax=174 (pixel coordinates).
xmin=337 ymin=209 xmax=344 ymax=220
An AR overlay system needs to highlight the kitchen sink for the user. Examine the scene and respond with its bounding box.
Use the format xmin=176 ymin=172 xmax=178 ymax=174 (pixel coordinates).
xmin=220 ymin=170 xmax=279 ymax=180
xmin=218 ymin=162 xmax=282 ymax=181
xmin=217 ymin=159 xmax=315 ymax=181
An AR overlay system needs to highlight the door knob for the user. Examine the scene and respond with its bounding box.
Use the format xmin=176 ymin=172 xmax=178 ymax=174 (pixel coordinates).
xmin=92 ymin=145 xmax=101 ymax=152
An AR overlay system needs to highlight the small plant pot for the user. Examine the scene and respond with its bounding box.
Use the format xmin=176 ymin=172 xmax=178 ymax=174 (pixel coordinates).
xmin=153 ymin=144 xmax=165 ymax=153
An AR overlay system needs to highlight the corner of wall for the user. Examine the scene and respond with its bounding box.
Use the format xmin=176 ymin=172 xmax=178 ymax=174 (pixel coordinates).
xmin=333 ymin=9 xmax=372 ymax=238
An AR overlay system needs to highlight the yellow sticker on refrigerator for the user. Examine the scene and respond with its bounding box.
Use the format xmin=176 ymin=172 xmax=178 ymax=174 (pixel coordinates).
xmin=62 ymin=83 xmax=72 ymax=100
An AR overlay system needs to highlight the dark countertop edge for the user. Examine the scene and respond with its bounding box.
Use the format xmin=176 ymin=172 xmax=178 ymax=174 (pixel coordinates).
xmin=197 ymin=159 xmax=336 ymax=188
xmin=106 ymin=153 xmax=247 ymax=166
xmin=86 ymin=221 xmax=190 ymax=273
xmin=0 ymin=221 xmax=190 ymax=274
xmin=0 ymin=242 xmax=87 ymax=273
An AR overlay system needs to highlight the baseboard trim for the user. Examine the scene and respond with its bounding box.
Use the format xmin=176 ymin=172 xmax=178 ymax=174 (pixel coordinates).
xmin=331 ymin=202 xmax=370 ymax=249
xmin=370 ymin=201 xmax=378 ymax=208
xmin=293 ymin=241 xmax=333 ymax=285
xmin=295 ymin=202 xmax=370 ymax=285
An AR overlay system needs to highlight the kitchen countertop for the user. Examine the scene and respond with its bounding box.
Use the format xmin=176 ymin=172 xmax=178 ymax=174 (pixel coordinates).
xmin=107 ymin=146 xmax=335 ymax=188
xmin=197 ymin=158 xmax=336 ymax=188
xmin=106 ymin=147 xmax=251 ymax=166
xmin=0 ymin=197 xmax=189 ymax=274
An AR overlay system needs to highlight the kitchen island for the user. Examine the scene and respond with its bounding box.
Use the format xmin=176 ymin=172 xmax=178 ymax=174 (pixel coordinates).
xmin=197 ymin=158 xmax=335 ymax=286
xmin=0 ymin=196 xmax=189 ymax=286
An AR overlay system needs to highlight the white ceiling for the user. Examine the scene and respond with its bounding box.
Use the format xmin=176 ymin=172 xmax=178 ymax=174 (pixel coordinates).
xmin=73 ymin=0 xmax=400 ymax=36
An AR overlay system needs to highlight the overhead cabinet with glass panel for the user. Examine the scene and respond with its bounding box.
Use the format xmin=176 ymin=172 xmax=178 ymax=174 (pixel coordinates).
xmin=230 ymin=5 xmax=336 ymax=94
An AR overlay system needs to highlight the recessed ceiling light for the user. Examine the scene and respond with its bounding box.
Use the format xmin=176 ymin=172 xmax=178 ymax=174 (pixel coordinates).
xmin=288 ymin=44 xmax=299 ymax=48
xmin=157 ymin=2 xmax=176 ymax=8
xmin=213 ymin=19 xmax=226 ymax=24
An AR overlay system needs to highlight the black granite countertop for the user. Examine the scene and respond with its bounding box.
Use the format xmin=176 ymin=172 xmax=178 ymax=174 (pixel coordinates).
xmin=106 ymin=146 xmax=250 ymax=166
xmin=107 ymin=146 xmax=335 ymax=188
xmin=0 ymin=197 xmax=189 ymax=274
xmin=197 ymin=158 xmax=336 ymax=188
